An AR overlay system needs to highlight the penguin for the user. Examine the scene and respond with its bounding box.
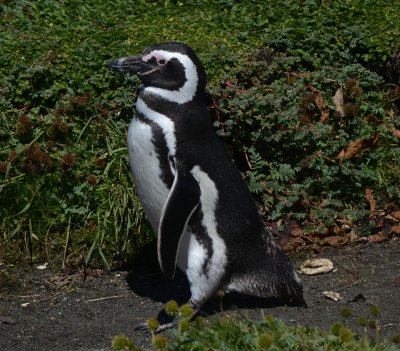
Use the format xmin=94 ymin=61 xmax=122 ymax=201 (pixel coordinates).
xmin=109 ymin=42 xmax=306 ymax=331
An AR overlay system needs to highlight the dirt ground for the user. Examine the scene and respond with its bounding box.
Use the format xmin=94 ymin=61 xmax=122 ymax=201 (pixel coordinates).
xmin=1 ymin=239 xmax=400 ymax=351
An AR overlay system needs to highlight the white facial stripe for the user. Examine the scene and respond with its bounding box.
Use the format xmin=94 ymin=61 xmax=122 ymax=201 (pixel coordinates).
xmin=136 ymin=97 xmax=176 ymax=155
xmin=140 ymin=67 xmax=158 ymax=76
xmin=143 ymin=50 xmax=198 ymax=104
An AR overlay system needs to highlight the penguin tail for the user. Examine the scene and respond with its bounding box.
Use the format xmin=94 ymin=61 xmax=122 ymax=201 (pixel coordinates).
xmin=225 ymin=269 xmax=307 ymax=307
xmin=276 ymin=278 xmax=307 ymax=307
xmin=225 ymin=234 xmax=307 ymax=306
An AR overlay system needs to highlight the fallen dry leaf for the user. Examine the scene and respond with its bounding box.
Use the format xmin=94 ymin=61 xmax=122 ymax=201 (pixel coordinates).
xmin=291 ymin=223 xmax=303 ymax=237
xmin=321 ymin=236 xmax=349 ymax=246
xmin=300 ymin=258 xmax=334 ymax=275
xmin=323 ymin=291 xmax=343 ymax=302
xmin=337 ymin=149 xmax=346 ymax=165
xmin=280 ymin=235 xmax=305 ymax=252
xmin=333 ymin=88 xmax=345 ymax=117
xmin=365 ymin=188 xmax=376 ymax=217
xmin=387 ymin=210 xmax=400 ymax=221
xmin=320 ymin=110 xmax=329 ymax=123
xmin=391 ymin=225 xmax=400 ymax=236
xmin=337 ymin=135 xmax=379 ymax=164
xmin=368 ymin=233 xmax=387 ymax=243
xmin=393 ymin=129 xmax=400 ymax=138
xmin=48 ymin=274 xmax=73 ymax=288
xmin=305 ymin=85 xmax=329 ymax=123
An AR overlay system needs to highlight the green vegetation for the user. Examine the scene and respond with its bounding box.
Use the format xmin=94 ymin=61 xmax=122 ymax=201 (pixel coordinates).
xmin=213 ymin=36 xmax=400 ymax=232
xmin=112 ymin=303 xmax=400 ymax=351
xmin=1 ymin=0 xmax=399 ymax=267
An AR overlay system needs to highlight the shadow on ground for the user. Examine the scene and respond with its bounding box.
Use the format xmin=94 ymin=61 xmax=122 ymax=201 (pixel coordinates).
xmin=1 ymin=239 xmax=399 ymax=351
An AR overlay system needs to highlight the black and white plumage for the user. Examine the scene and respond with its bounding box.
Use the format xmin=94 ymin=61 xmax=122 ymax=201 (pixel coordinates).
xmin=109 ymin=42 xmax=306 ymax=330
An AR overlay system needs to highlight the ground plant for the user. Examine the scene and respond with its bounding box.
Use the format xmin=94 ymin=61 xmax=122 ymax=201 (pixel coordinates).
xmin=112 ymin=303 xmax=400 ymax=351
xmin=1 ymin=0 xmax=399 ymax=268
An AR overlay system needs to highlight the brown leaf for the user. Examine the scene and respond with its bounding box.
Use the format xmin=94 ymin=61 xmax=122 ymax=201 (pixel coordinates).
xmin=368 ymin=233 xmax=387 ymax=243
xmin=332 ymin=225 xmax=341 ymax=235
xmin=315 ymin=224 xmax=330 ymax=237
xmin=333 ymin=88 xmax=345 ymax=117
xmin=281 ymin=243 xmax=296 ymax=252
xmin=48 ymin=274 xmax=73 ymax=288
xmin=280 ymin=233 xmax=305 ymax=252
xmin=291 ymin=223 xmax=303 ymax=237
xmin=393 ymin=129 xmax=400 ymax=138
xmin=387 ymin=210 xmax=400 ymax=221
xmin=365 ymin=188 xmax=376 ymax=217
xmin=305 ymin=85 xmax=329 ymax=123
xmin=344 ymin=139 xmax=368 ymax=158
xmin=391 ymin=225 xmax=400 ymax=236
xmin=321 ymin=236 xmax=349 ymax=246
xmin=337 ymin=135 xmax=379 ymax=164
xmin=320 ymin=110 xmax=329 ymax=123
xmin=337 ymin=149 xmax=346 ymax=165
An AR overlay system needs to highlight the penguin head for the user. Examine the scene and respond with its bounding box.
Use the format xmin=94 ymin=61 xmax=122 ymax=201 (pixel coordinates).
xmin=109 ymin=42 xmax=206 ymax=104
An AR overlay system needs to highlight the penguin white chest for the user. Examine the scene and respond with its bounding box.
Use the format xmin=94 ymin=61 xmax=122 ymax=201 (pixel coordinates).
xmin=127 ymin=118 xmax=169 ymax=229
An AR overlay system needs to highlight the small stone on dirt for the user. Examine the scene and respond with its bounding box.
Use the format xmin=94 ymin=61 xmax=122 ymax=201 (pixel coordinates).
xmin=323 ymin=291 xmax=343 ymax=302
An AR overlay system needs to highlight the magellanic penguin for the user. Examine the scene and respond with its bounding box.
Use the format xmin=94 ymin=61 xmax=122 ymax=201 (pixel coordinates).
xmin=109 ymin=42 xmax=306 ymax=331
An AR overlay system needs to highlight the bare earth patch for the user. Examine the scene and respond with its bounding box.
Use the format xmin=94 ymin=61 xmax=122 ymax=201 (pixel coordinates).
xmin=1 ymin=239 xmax=399 ymax=350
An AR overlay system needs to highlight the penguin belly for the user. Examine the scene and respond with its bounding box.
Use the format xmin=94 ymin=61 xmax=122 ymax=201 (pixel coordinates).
xmin=127 ymin=118 xmax=169 ymax=229
xmin=127 ymin=117 xmax=193 ymax=271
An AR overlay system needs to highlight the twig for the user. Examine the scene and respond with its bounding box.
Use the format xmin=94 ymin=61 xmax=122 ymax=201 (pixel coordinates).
xmin=17 ymin=294 xmax=42 ymax=298
xmin=62 ymin=216 xmax=72 ymax=270
xmin=381 ymin=323 xmax=399 ymax=328
xmin=86 ymin=295 xmax=126 ymax=302
xmin=37 ymin=290 xmax=66 ymax=302
xmin=337 ymin=280 xmax=363 ymax=292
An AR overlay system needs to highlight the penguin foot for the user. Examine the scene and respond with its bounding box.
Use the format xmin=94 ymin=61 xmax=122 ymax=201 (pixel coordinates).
xmin=133 ymin=318 xmax=179 ymax=334
xmin=134 ymin=300 xmax=203 ymax=334
xmin=133 ymin=321 xmax=150 ymax=332
xmin=154 ymin=319 xmax=179 ymax=333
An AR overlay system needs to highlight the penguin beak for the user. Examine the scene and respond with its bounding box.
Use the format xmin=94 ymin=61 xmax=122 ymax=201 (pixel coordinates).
xmin=109 ymin=56 xmax=151 ymax=73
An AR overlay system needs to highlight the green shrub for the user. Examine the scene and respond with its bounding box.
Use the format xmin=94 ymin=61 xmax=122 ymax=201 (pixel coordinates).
xmin=1 ymin=0 xmax=399 ymax=266
xmin=211 ymin=0 xmax=400 ymax=233
xmin=0 ymin=0 xmax=269 ymax=265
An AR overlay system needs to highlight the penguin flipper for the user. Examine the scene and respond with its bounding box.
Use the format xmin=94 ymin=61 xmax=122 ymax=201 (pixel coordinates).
xmin=158 ymin=158 xmax=200 ymax=279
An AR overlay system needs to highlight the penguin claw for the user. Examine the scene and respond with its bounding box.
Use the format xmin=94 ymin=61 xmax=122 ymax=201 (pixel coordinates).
xmin=154 ymin=320 xmax=178 ymax=334
xmin=134 ymin=318 xmax=179 ymax=334
xmin=133 ymin=321 xmax=150 ymax=332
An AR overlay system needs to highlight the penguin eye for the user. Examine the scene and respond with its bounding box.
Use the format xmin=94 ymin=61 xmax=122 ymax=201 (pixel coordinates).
xmin=158 ymin=59 xmax=166 ymax=65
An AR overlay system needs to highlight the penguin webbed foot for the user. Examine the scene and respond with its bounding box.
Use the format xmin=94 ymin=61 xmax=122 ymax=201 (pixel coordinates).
xmin=134 ymin=318 xmax=178 ymax=334
xmin=133 ymin=309 xmax=177 ymax=334
xmin=134 ymin=300 xmax=202 ymax=334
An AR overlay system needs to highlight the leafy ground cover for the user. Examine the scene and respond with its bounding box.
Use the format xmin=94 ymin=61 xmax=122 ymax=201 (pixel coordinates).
xmin=211 ymin=7 xmax=400 ymax=245
xmin=1 ymin=0 xmax=400 ymax=268
xmin=114 ymin=314 xmax=400 ymax=351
